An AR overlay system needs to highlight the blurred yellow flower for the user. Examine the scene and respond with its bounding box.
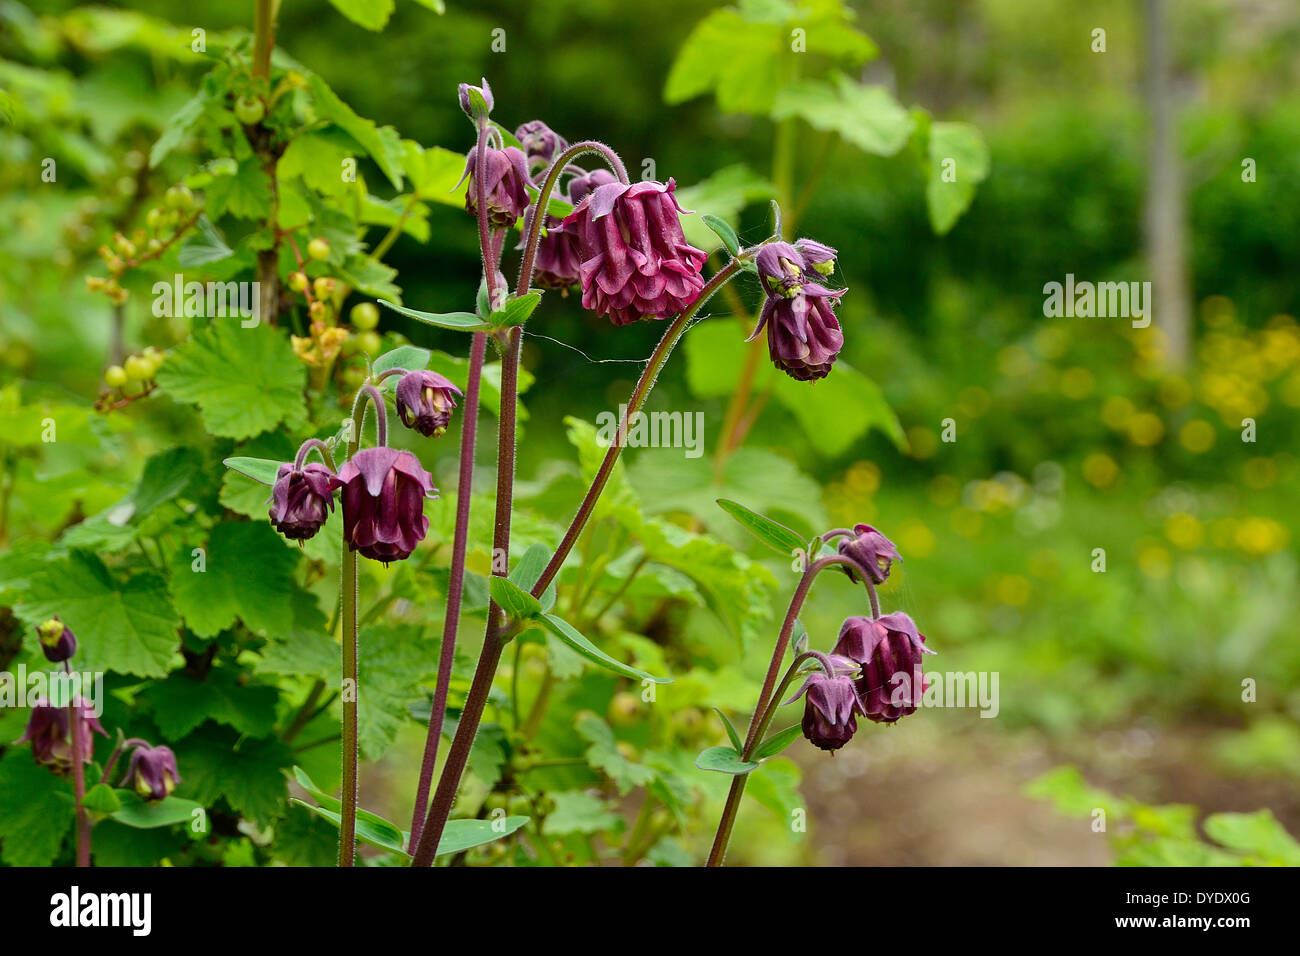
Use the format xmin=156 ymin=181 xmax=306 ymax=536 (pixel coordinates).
xmin=996 ymin=346 xmax=1032 ymax=378
xmin=1127 ymin=412 xmax=1165 ymax=446
xmin=1082 ymin=452 xmax=1119 ymax=488
xmin=958 ymin=386 xmax=991 ymax=418
xmin=1034 ymin=326 xmax=1069 ymax=360
xmin=1060 ymin=366 xmax=1095 ymax=399
xmin=1101 ymin=395 xmax=1134 ymax=429
xmin=1164 ymin=512 xmax=1204 ymax=549
xmin=1234 ymin=517 xmax=1289 ymax=556
xmin=1179 ymin=419 xmax=1216 ymax=453
xmin=1157 ymin=376 xmax=1193 ymax=409
xmin=1201 ymin=295 xmax=1236 ymax=329
xmin=845 ymin=461 xmax=881 ymax=495
xmin=897 ymin=520 xmax=936 ymax=559
xmin=1139 ymin=544 xmax=1172 ymax=579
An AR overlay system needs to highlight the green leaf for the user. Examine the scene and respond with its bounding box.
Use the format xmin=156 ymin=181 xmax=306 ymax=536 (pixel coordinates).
xmin=576 ymin=714 xmax=656 ymax=795
xmin=745 ymin=756 xmax=803 ymax=822
xmin=716 ymin=498 xmax=807 ymax=556
xmin=149 ymin=83 xmax=213 ymax=168
xmin=204 ymin=156 xmax=272 ymax=221
xmin=222 ymin=456 xmax=282 ymax=485
xmin=714 ymin=707 xmax=743 ymax=752
xmin=110 ymin=792 xmax=203 ymax=830
xmin=772 ymin=75 xmax=913 ymax=157
xmin=307 ymin=74 xmax=404 ymax=190
xmin=379 ymin=299 xmax=489 ymax=332
xmin=543 ymin=791 xmax=620 ymax=836
xmin=325 ymin=0 xmax=395 ymax=32
xmin=539 ymin=614 xmax=671 ymax=684
xmin=508 ymin=542 xmax=555 ymax=611
xmin=491 ymin=291 xmax=541 ymax=328
xmin=83 ymin=783 xmax=122 ymax=814
xmin=177 ymin=726 xmax=293 ymax=823
xmin=0 ymin=751 xmax=74 ymax=865
xmin=143 ymin=668 xmax=279 ymax=740
xmin=695 ymin=745 xmax=758 ymax=775
xmin=491 ymin=575 xmax=543 ymax=621
xmin=400 ymin=140 xmax=467 ymax=205
xmin=15 ymin=551 xmax=179 ymax=677
xmin=437 ymin=816 xmax=529 ymax=854
xmin=357 ymin=624 xmax=437 ymax=760
xmin=701 ymin=214 xmax=740 ymax=256
xmin=157 ymin=321 xmax=307 ymax=441
xmin=372 ymin=344 xmax=431 ymax=378
xmin=61 ymin=446 xmax=203 ymax=550
xmin=1203 ymin=810 xmax=1300 ymax=865
xmin=753 ymin=724 xmax=803 ymax=761
xmin=177 ymin=216 xmax=233 ymax=267
xmin=924 ymin=120 xmax=990 ymax=235
xmin=291 ymin=800 xmax=408 ymax=856
xmin=168 ymin=521 xmax=299 ymax=639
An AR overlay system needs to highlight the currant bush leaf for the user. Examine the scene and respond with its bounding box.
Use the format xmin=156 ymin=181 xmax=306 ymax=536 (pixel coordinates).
xmin=168 ymin=521 xmax=299 ymax=639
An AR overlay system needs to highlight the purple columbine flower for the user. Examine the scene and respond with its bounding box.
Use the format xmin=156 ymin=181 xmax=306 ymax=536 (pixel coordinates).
xmin=794 ymin=238 xmax=837 ymax=277
xmin=838 ymin=523 xmax=901 ymax=584
xmin=395 ymin=370 xmax=463 ymax=438
xmin=527 ymin=169 xmax=618 ymax=291
xmin=338 ymin=447 xmax=437 ymax=564
xmin=834 ymin=613 xmax=935 ymax=724
xmin=269 ymin=463 xmax=342 ymax=542
xmin=561 ymin=178 xmax=708 ymax=326
xmin=515 ymin=120 xmax=568 ymax=179
xmin=755 ymin=242 xmax=807 ymax=299
xmin=16 ymin=698 xmax=106 ymax=773
xmin=36 ymin=617 xmax=77 ymax=663
xmin=784 ymin=654 xmax=865 ymax=752
xmin=462 ymin=146 xmax=531 ymax=229
xmin=748 ymin=281 xmax=845 ymax=382
xmin=122 ymin=743 xmax=182 ymax=801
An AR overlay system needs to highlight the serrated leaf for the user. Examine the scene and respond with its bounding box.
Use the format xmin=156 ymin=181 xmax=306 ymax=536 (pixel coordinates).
xmin=695 ymin=745 xmax=758 ymax=775
xmin=772 ymin=75 xmax=913 ymax=157
xmin=543 ymin=791 xmax=620 ymax=836
xmin=168 ymin=522 xmax=299 ymax=638
xmin=0 ymin=751 xmax=74 ymax=865
xmin=177 ymin=726 xmax=292 ymax=823
xmin=1203 ymin=810 xmax=1300 ymax=865
xmin=143 ymin=668 xmax=279 ymax=740
xmin=576 ymin=714 xmax=655 ymax=795
xmin=307 ymin=73 xmax=403 ymax=189
xmin=157 ymin=321 xmax=307 ymax=440
xmin=177 ymin=216 xmax=233 ymax=267
xmin=15 ymin=551 xmax=179 ymax=677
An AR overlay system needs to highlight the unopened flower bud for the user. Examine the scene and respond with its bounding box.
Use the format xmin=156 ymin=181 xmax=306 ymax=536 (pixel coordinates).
xmin=121 ymin=743 xmax=182 ymax=801
xmin=395 ymin=370 xmax=463 ymax=438
xmin=837 ymin=523 xmax=900 ymax=584
xmin=36 ymin=617 xmax=77 ymax=663
xmin=458 ymin=78 xmax=494 ymax=122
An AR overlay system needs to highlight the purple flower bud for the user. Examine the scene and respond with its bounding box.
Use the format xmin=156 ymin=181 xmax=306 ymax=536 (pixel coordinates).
xmin=36 ymin=617 xmax=77 ymax=663
xmin=794 ymin=238 xmax=837 ymax=277
xmin=566 ymin=169 xmax=617 ymax=207
xmin=561 ymin=178 xmax=708 ymax=326
xmin=834 ymin=614 xmax=935 ymax=724
xmin=749 ymin=281 xmax=845 ymax=381
xmin=462 ymin=146 xmax=531 ymax=229
xmin=269 ymin=463 xmax=342 ymax=542
xmin=514 ymin=120 xmax=568 ymax=179
xmin=338 ymin=447 xmax=437 ymax=564
xmin=122 ymin=743 xmax=181 ymax=801
xmin=457 ymin=78 xmax=493 ymax=121
xmin=16 ymin=698 xmax=106 ymax=773
xmin=784 ymin=655 xmax=864 ymax=752
xmin=395 ymin=370 xmax=463 ymax=438
xmin=837 ymin=524 xmax=900 ymax=584
xmin=755 ymin=242 xmax=806 ymax=299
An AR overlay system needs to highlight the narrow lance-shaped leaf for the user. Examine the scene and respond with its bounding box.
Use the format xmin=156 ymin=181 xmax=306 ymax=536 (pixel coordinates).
xmin=716 ymin=498 xmax=808 ymax=556
xmin=379 ymin=299 xmax=490 ymax=332
xmin=538 ymin=614 xmax=672 ymax=684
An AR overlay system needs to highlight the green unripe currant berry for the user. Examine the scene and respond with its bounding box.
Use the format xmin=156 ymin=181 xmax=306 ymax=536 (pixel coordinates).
xmin=340 ymin=365 xmax=367 ymax=390
xmin=142 ymin=347 xmax=165 ymax=377
xmin=307 ymin=238 xmax=330 ymax=261
xmin=288 ymin=271 xmax=309 ymax=293
xmin=234 ymin=96 xmax=265 ymax=125
xmin=104 ymin=365 xmax=128 ymax=388
xmin=350 ymin=302 xmax=380 ymax=330
xmin=165 ymin=184 xmax=194 ymax=211
xmin=357 ymin=331 xmax=382 ymax=355
xmin=146 ymin=207 xmax=167 ymax=233
xmin=124 ymin=355 xmax=152 ymax=382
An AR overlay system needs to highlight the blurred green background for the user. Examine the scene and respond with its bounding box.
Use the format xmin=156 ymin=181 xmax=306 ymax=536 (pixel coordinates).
xmin=2 ymin=0 xmax=1298 ymax=864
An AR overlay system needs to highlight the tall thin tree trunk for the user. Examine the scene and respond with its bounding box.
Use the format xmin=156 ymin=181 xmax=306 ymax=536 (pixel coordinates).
xmin=1142 ymin=0 xmax=1193 ymax=367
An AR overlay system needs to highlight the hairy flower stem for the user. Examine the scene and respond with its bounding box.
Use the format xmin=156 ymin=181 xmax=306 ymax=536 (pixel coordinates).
xmin=531 ymin=257 xmax=751 ymax=598
xmin=408 ymin=331 xmax=486 ymax=849
xmin=408 ymin=117 xmax=501 ymax=850
xmin=66 ymin=662 xmax=90 ymax=867
xmin=337 ymin=384 xmax=388 ymax=866
xmin=706 ymin=553 xmax=866 ymax=867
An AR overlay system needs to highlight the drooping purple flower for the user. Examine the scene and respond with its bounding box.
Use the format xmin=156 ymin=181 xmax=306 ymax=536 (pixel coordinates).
xmin=338 ymin=447 xmax=437 ymax=564
xmin=121 ymin=743 xmax=181 ymax=801
xmin=748 ymin=281 xmax=845 ymax=381
xmin=834 ymin=614 xmax=935 ymax=724
xmin=395 ymin=370 xmax=463 ymax=438
xmin=269 ymin=463 xmax=342 ymax=542
xmin=784 ymin=655 xmax=865 ymax=752
xmin=794 ymin=238 xmax=837 ymax=277
xmin=755 ymin=242 xmax=807 ymax=299
xmin=36 ymin=617 xmax=77 ymax=663
xmin=838 ymin=524 xmax=901 ymax=585
xmin=462 ymin=146 xmax=531 ymax=229
xmin=16 ymin=698 xmax=106 ymax=773
xmin=561 ymin=178 xmax=708 ymax=326
xmin=526 ymin=169 xmax=618 ymax=291
xmin=515 ymin=120 xmax=568 ymax=179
